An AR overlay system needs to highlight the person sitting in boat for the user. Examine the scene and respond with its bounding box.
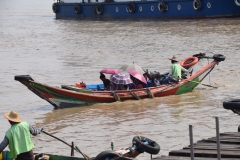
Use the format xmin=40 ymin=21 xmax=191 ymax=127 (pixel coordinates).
xmin=111 ymin=82 xmax=135 ymax=91
xmin=162 ymin=55 xmax=189 ymax=84
xmin=100 ymin=73 xmax=111 ymax=90
xmin=0 ymin=110 xmax=41 ymax=160
xmin=134 ymin=79 xmax=143 ymax=89
xmin=130 ymin=75 xmax=143 ymax=89
xmin=142 ymin=73 xmax=148 ymax=88
xmin=125 ymin=83 xmax=136 ymax=90
xmin=144 ymin=70 xmax=160 ymax=87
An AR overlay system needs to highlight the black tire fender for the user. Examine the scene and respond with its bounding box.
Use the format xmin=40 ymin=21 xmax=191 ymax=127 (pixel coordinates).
xmin=158 ymin=1 xmax=167 ymax=13
xmin=132 ymin=136 xmax=160 ymax=155
xmin=213 ymin=54 xmax=226 ymax=62
xmin=193 ymin=0 xmax=202 ymax=11
xmin=127 ymin=2 xmax=136 ymax=13
xmin=95 ymin=4 xmax=104 ymax=15
xmin=52 ymin=3 xmax=58 ymax=13
xmin=74 ymin=4 xmax=81 ymax=14
xmin=94 ymin=150 xmax=120 ymax=160
xmin=223 ymin=99 xmax=240 ymax=110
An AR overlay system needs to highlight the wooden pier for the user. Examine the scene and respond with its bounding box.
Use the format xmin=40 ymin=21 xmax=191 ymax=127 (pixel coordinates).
xmin=153 ymin=132 xmax=240 ymax=160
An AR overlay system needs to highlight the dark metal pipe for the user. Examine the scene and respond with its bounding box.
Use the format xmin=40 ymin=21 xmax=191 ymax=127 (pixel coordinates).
xmin=216 ymin=117 xmax=221 ymax=160
xmin=189 ymin=125 xmax=194 ymax=160
xmin=71 ymin=142 xmax=74 ymax=156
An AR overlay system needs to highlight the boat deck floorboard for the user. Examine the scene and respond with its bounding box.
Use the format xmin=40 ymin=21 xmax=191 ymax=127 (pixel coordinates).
xmin=152 ymin=132 xmax=240 ymax=160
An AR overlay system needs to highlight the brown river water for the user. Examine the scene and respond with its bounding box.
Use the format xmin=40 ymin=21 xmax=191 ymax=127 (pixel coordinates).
xmin=0 ymin=0 xmax=240 ymax=159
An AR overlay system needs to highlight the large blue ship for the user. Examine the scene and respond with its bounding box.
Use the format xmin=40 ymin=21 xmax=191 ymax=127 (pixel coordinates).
xmin=52 ymin=0 xmax=240 ymax=19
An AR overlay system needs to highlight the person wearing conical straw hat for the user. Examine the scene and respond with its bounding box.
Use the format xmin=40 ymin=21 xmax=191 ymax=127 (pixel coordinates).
xmin=0 ymin=110 xmax=42 ymax=160
xmin=162 ymin=55 xmax=189 ymax=84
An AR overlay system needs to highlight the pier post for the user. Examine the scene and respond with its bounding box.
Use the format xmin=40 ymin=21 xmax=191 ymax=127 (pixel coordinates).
xmin=189 ymin=125 xmax=194 ymax=160
xmin=71 ymin=142 xmax=74 ymax=156
xmin=215 ymin=117 xmax=221 ymax=160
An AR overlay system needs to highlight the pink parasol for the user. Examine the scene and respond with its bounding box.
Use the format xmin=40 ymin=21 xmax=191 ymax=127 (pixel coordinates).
xmin=127 ymin=70 xmax=147 ymax=84
xmin=100 ymin=68 xmax=120 ymax=75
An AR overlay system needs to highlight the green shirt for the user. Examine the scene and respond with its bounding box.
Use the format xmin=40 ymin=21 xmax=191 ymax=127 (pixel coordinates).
xmin=5 ymin=122 xmax=34 ymax=158
xmin=171 ymin=63 xmax=182 ymax=79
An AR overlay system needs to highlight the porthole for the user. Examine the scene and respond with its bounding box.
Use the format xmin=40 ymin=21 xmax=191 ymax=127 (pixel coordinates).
xmin=177 ymin=4 xmax=181 ymax=10
xmin=207 ymin=2 xmax=211 ymax=8
xmin=116 ymin=7 xmax=119 ymax=12
xmin=151 ymin=6 xmax=154 ymax=11
xmin=139 ymin=6 xmax=142 ymax=11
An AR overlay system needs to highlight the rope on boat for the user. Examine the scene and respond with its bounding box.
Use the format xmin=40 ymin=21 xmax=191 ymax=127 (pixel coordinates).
xmin=42 ymin=130 xmax=91 ymax=160
xmin=75 ymin=146 xmax=91 ymax=160
xmin=207 ymin=58 xmax=213 ymax=87
xmin=198 ymin=64 xmax=216 ymax=88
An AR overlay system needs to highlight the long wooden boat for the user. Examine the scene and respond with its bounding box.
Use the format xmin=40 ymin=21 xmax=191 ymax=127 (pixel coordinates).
xmin=0 ymin=151 xmax=136 ymax=160
xmin=0 ymin=151 xmax=132 ymax=160
xmin=0 ymin=151 xmax=86 ymax=160
xmin=0 ymin=135 xmax=160 ymax=160
xmin=15 ymin=53 xmax=225 ymax=108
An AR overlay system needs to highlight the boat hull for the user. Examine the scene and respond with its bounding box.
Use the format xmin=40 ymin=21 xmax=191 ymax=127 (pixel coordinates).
xmin=0 ymin=151 xmax=85 ymax=160
xmin=54 ymin=0 xmax=240 ymax=19
xmin=15 ymin=54 xmax=225 ymax=108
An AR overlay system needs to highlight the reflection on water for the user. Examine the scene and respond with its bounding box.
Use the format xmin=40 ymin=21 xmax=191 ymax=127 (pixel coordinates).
xmin=1 ymin=0 xmax=240 ymax=159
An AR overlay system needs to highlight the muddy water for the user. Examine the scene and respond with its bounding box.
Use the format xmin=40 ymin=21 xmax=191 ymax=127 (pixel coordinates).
xmin=0 ymin=0 xmax=240 ymax=159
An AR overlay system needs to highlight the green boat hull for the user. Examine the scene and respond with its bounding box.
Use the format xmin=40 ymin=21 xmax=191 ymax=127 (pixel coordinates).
xmin=0 ymin=151 xmax=85 ymax=160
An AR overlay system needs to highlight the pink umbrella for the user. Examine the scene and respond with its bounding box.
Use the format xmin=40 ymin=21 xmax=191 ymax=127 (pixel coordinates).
xmin=128 ymin=70 xmax=147 ymax=84
xmin=100 ymin=68 xmax=120 ymax=75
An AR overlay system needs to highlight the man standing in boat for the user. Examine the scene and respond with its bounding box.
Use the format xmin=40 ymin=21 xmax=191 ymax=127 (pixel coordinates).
xmin=0 ymin=110 xmax=41 ymax=160
xmin=162 ymin=55 xmax=189 ymax=84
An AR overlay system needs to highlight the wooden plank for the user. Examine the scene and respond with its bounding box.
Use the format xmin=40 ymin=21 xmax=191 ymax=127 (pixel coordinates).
xmin=169 ymin=149 xmax=240 ymax=158
xmin=183 ymin=146 xmax=240 ymax=151
xmin=130 ymin=91 xmax=141 ymax=100
xmin=198 ymin=139 xmax=240 ymax=144
xmin=207 ymin=136 xmax=240 ymax=140
xmin=146 ymin=88 xmax=154 ymax=98
xmin=112 ymin=91 xmax=121 ymax=102
xmin=152 ymin=132 xmax=240 ymax=160
xmin=192 ymin=142 xmax=240 ymax=147
xmin=184 ymin=145 xmax=240 ymax=150
xmin=153 ymin=155 xmax=240 ymax=160
xmin=183 ymin=142 xmax=240 ymax=150
xmin=220 ymin=132 xmax=240 ymax=137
